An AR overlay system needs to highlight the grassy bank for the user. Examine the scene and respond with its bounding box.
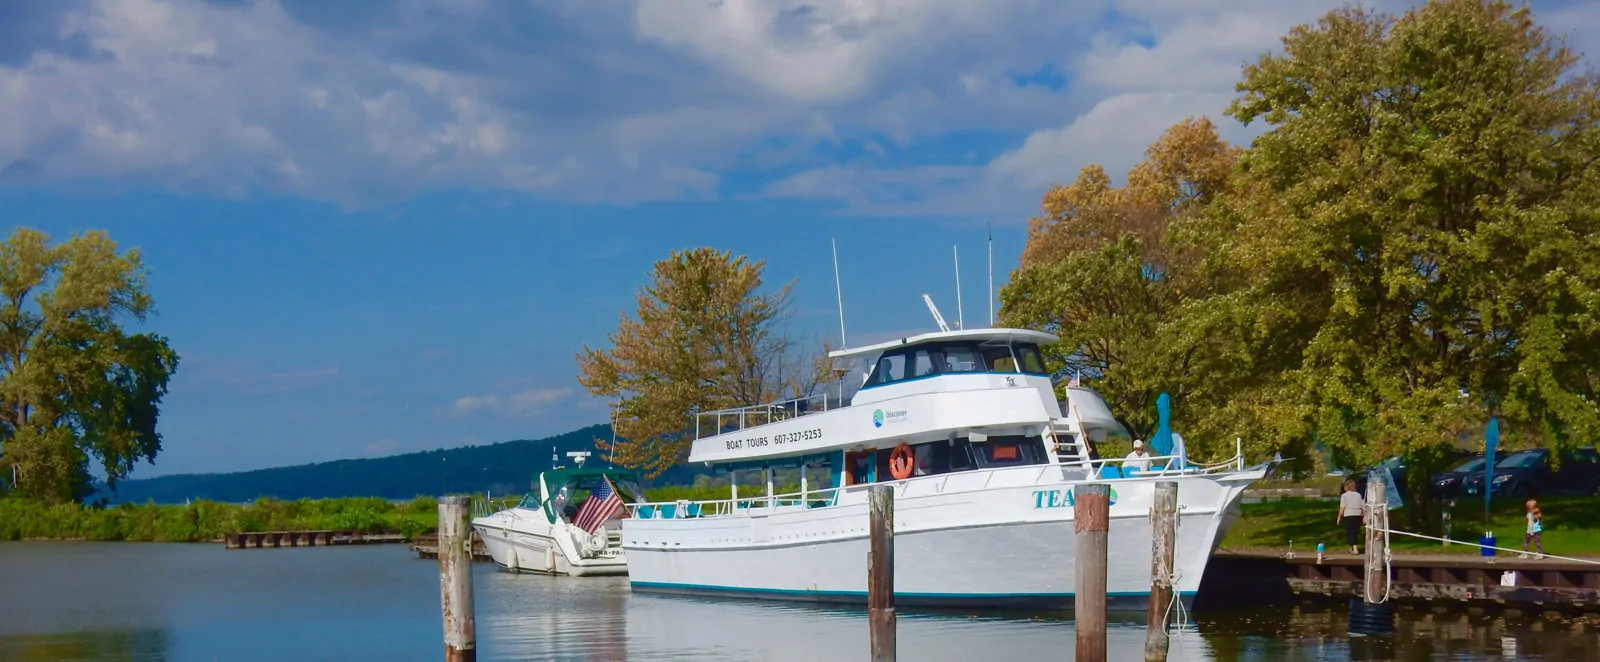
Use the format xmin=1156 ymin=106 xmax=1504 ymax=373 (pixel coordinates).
xmin=1222 ymin=496 xmax=1600 ymax=557
xmin=0 ymin=485 xmax=806 ymax=542
xmin=0 ymin=496 xmax=438 ymax=542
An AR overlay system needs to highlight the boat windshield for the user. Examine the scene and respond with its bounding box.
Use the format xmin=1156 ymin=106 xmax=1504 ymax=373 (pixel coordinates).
xmin=548 ymin=474 xmax=641 ymax=522
xmin=865 ymin=341 xmax=1050 ymax=387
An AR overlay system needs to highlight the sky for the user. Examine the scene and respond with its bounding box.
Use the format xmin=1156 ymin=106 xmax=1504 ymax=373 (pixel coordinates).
xmin=3 ymin=0 xmax=1597 ymax=477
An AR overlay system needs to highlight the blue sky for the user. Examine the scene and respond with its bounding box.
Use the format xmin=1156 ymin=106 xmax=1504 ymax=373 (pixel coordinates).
xmin=3 ymin=0 xmax=1596 ymax=476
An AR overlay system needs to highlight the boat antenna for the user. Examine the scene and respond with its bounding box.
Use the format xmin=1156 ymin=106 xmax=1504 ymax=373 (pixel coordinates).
xmin=987 ymin=222 xmax=994 ymax=327
xmin=922 ymin=294 xmax=951 ymax=332
xmin=954 ymin=245 xmax=963 ymax=330
xmin=832 ymin=237 xmax=847 ymax=347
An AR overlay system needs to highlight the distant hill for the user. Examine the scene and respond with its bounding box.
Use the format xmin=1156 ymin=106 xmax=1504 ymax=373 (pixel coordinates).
xmin=102 ymin=424 xmax=711 ymax=504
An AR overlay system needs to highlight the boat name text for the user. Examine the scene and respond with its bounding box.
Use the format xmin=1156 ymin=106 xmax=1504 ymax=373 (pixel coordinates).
xmin=1032 ymin=487 xmax=1119 ymax=509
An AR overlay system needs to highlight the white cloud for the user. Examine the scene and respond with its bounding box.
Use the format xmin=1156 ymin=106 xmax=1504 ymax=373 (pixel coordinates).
xmin=987 ymin=91 xmax=1240 ymax=192
xmin=447 ymin=387 xmax=573 ymax=419
xmin=0 ymin=0 xmax=1591 ymax=212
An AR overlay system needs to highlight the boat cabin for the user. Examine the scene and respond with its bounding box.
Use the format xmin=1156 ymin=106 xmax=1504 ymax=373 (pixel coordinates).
xmin=648 ymin=328 xmax=1132 ymax=517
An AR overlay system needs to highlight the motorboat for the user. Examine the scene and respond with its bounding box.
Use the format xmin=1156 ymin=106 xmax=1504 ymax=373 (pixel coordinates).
xmin=472 ymin=465 xmax=640 ymax=576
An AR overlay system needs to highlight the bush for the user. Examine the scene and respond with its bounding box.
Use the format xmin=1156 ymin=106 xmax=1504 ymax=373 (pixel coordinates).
xmin=0 ymin=496 xmax=439 ymax=541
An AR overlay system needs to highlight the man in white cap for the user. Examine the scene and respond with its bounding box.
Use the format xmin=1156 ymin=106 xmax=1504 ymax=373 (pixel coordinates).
xmin=1124 ymin=439 xmax=1151 ymax=473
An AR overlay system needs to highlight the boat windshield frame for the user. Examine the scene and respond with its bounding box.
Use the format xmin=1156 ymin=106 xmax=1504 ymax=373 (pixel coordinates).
xmin=538 ymin=467 xmax=641 ymax=524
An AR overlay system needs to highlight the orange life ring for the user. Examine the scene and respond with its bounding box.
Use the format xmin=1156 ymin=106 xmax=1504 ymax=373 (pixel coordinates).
xmin=889 ymin=443 xmax=915 ymax=480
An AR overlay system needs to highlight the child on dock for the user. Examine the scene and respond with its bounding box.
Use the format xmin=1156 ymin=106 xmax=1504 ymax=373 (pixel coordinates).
xmin=1522 ymin=499 xmax=1543 ymax=559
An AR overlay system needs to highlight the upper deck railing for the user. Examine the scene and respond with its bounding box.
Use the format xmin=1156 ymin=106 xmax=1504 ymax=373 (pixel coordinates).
xmin=692 ymin=382 xmax=849 ymax=440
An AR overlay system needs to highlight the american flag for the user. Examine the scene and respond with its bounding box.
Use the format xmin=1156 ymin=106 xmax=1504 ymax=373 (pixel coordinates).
xmin=573 ymin=475 xmax=624 ymax=534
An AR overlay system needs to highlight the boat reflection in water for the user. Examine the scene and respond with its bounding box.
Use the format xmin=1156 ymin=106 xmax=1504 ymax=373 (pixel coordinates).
xmin=479 ymin=574 xmax=1600 ymax=662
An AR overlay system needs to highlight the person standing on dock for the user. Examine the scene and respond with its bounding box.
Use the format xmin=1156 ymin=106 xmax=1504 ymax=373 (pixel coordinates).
xmin=1337 ymin=479 xmax=1363 ymax=555
xmin=1522 ymin=499 xmax=1544 ymax=559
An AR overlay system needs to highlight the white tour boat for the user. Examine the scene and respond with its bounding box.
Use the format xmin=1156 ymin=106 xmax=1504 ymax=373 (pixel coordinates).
xmin=472 ymin=462 xmax=640 ymax=576
xmin=621 ymin=324 xmax=1269 ymax=611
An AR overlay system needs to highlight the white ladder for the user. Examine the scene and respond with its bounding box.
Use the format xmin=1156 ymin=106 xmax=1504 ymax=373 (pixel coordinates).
xmin=1048 ymin=421 xmax=1091 ymax=464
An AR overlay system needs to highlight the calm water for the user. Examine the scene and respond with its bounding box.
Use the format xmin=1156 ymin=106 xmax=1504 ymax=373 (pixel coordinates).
xmin=2 ymin=542 xmax=1597 ymax=661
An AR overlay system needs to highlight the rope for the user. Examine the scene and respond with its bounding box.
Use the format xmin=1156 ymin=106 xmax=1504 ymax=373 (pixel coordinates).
xmin=1363 ymin=502 xmax=1393 ymax=603
xmin=1153 ymin=504 xmax=1189 ymax=641
xmin=1370 ymin=526 xmax=1600 ymax=566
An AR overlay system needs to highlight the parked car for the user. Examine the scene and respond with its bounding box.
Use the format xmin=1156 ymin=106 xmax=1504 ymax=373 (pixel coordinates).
xmin=1429 ymin=455 xmax=1486 ymax=500
xmin=1460 ymin=448 xmax=1600 ymax=498
xmin=1349 ymin=448 xmax=1478 ymax=502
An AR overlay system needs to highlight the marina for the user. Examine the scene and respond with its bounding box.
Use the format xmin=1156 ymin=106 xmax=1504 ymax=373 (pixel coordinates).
xmin=7 ymin=540 xmax=1600 ymax=662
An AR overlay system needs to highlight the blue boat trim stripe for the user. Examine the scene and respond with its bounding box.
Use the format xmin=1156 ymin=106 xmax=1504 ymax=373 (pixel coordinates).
xmin=630 ymin=581 xmax=1198 ymax=599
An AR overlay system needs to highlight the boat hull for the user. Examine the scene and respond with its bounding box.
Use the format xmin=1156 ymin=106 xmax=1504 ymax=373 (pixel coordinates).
xmin=624 ymin=471 xmax=1259 ymax=610
xmin=474 ymin=512 xmax=628 ymax=577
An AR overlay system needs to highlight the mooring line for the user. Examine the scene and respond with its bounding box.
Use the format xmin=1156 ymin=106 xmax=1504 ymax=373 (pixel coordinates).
xmin=1369 ymin=526 xmax=1600 ymax=566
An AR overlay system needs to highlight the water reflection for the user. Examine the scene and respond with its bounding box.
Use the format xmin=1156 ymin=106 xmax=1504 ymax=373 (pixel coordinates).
xmin=4 ymin=542 xmax=1599 ymax=661
xmin=0 ymin=629 xmax=171 ymax=662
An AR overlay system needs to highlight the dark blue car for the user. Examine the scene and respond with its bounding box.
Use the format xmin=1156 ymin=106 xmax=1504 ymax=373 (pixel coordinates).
xmin=1461 ymin=448 xmax=1600 ymax=498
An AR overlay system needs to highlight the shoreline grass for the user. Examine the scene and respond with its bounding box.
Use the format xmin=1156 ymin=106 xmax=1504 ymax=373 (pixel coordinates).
xmin=0 ymin=496 xmax=439 ymax=542
xmin=1222 ymin=496 xmax=1600 ymax=557
xmin=0 ymin=485 xmax=798 ymax=543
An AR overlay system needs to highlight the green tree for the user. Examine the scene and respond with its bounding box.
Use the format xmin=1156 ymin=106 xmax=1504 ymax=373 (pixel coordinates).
xmin=576 ymin=248 xmax=826 ymax=479
xmin=0 ymin=228 xmax=180 ymax=502
xmin=1219 ymin=0 xmax=1600 ymax=518
xmin=1002 ymin=118 xmax=1243 ymax=443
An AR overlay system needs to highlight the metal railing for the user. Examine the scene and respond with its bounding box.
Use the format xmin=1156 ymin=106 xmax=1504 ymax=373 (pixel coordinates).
xmin=623 ymin=449 xmax=1256 ymax=521
xmin=692 ymin=381 xmax=848 ymax=440
xmin=470 ymin=494 xmax=521 ymax=520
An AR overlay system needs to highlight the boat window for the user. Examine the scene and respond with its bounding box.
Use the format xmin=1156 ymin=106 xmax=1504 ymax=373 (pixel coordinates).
xmin=1016 ymin=343 xmax=1048 ymax=375
xmin=973 ymin=435 xmax=1048 ymax=468
xmin=937 ymin=345 xmax=983 ymax=373
xmin=981 ymin=343 xmax=1017 ymax=372
xmin=864 ymin=341 xmax=1041 ymax=387
xmin=911 ymin=349 xmax=939 ymax=378
xmin=846 ymin=450 xmax=875 ymax=484
xmin=867 ymin=353 xmax=907 ymax=386
xmin=949 ymin=437 xmax=976 ymax=471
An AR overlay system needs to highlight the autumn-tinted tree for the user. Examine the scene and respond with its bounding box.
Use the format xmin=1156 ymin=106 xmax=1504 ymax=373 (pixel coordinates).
xmin=1001 ymin=118 xmax=1241 ymax=442
xmin=1219 ymin=0 xmax=1600 ymax=516
xmin=0 ymin=228 xmax=181 ymax=502
xmin=577 ymin=248 xmax=825 ymax=479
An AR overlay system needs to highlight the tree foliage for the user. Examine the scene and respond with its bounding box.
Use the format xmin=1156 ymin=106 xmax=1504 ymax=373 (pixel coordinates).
xmin=0 ymin=228 xmax=180 ymax=503
xmin=1002 ymin=1 xmax=1600 ymax=502
xmin=576 ymin=248 xmax=825 ymax=479
xmin=1219 ymin=0 xmax=1600 ymax=472
xmin=1001 ymin=118 xmax=1242 ymax=440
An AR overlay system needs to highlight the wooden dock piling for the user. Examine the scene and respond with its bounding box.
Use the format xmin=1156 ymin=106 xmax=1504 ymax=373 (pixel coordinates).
xmin=1364 ymin=477 xmax=1388 ymax=601
xmin=868 ymin=484 xmax=895 ymax=662
xmin=439 ymin=496 xmax=476 ymax=662
xmin=1144 ymin=481 xmax=1178 ymax=662
xmin=1347 ymin=475 xmax=1397 ymax=636
xmin=1074 ymin=483 xmax=1109 ymax=662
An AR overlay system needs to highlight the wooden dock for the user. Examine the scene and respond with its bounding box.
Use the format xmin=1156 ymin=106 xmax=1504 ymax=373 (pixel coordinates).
xmin=410 ymin=532 xmax=494 ymax=562
xmin=224 ymin=530 xmax=407 ymax=549
xmin=1215 ymin=548 xmax=1600 ymax=612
